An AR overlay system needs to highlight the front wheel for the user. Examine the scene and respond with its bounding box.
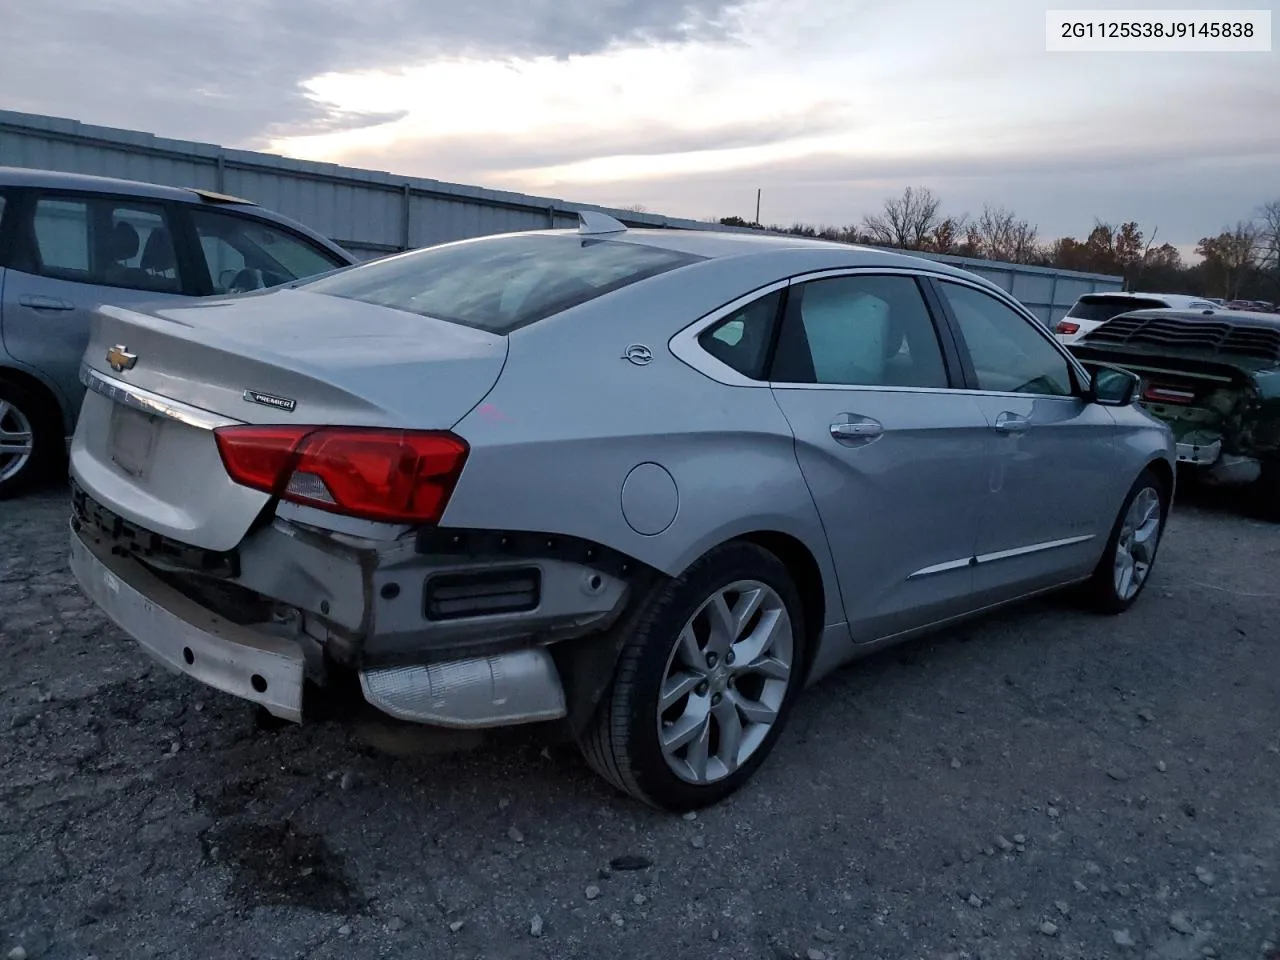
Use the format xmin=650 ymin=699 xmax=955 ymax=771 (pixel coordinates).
xmin=579 ymin=542 xmax=808 ymax=811
xmin=1085 ymin=468 xmax=1169 ymax=614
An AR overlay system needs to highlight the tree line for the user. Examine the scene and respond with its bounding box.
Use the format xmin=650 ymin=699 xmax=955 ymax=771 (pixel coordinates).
xmin=716 ymin=187 xmax=1280 ymax=302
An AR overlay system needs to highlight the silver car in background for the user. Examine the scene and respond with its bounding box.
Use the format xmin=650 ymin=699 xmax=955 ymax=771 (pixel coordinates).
xmin=67 ymin=214 xmax=1176 ymax=810
xmin=0 ymin=167 xmax=357 ymax=497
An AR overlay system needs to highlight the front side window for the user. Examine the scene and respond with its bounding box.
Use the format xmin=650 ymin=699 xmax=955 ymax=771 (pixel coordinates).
xmin=190 ymin=210 xmax=344 ymax=293
xmin=938 ymin=281 xmax=1076 ymax=396
xmin=29 ymin=195 xmax=180 ymax=292
xmin=770 ymin=274 xmax=950 ymax=388
xmin=300 ymin=235 xmax=705 ymax=334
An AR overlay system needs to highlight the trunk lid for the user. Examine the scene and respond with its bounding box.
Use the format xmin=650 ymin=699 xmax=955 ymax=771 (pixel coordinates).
xmin=71 ymin=290 xmax=507 ymax=552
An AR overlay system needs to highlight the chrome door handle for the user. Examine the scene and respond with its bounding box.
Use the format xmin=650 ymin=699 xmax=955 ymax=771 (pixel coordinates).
xmin=993 ymin=412 xmax=1031 ymax=434
xmin=19 ymin=294 xmax=75 ymax=311
xmin=830 ymin=416 xmax=884 ymax=445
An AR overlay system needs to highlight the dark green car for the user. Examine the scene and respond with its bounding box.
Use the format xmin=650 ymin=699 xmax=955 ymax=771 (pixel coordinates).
xmin=1069 ymin=306 xmax=1280 ymax=518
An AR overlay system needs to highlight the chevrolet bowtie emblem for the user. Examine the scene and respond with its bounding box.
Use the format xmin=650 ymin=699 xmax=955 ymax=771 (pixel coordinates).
xmin=106 ymin=345 xmax=137 ymax=372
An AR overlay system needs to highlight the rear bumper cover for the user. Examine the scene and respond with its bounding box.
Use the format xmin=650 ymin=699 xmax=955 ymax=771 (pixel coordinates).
xmin=69 ymin=523 xmax=306 ymax=721
xmin=69 ymin=522 xmax=571 ymax=728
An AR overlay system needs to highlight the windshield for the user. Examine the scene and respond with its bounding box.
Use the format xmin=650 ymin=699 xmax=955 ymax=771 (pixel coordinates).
xmin=1067 ymin=296 xmax=1168 ymax=323
xmin=299 ymin=234 xmax=705 ymax=333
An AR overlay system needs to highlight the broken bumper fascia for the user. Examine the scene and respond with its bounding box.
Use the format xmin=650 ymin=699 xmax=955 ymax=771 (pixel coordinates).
xmin=69 ymin=523 xmax=572 ymax=728
xmin=1176 ymin=439 xmax=1222 ymax=465
xmin=69 ymin=522 xmax=307 ymax=721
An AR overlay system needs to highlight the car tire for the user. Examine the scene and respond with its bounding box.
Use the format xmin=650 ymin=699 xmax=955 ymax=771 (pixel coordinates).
xmin=0 ymin=380 xmax=58 ymax=500
xmin=1084 ymin=467 xmax=1169 ymax=614
xmin=579 ymin=541 xmax=808 ymax=812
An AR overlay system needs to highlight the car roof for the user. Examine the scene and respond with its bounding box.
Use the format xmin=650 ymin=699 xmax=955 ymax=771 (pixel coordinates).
xmin=0 ymin=165 xmax=356 ymax=263
xmin=0 ymin=165 xmax=258 ymax=206
xmin=1078 ymin=291 xmax=1216 ymax=306
xmin=519 ymin=226 xmax=1000 ymax=285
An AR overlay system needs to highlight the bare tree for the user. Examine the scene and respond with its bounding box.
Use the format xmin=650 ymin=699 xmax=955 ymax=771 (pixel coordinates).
xmin=974 ymin=205 xmax=1041 ymax=263
xmin=925 ymin=214 xmax=971 ymax=255
xmin=1197 ymin=221 xmax=1262 ymax=300
xmin=861 ymin=186 xmax=943 ymax=250
xmin=1257 ymin=199 xmax=1280 ymax=279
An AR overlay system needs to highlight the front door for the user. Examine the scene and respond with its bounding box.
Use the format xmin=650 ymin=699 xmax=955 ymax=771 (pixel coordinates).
xmin=766 ymin=272 xmax=994 ymax=643
xmin=932 ymin=279 xmax=1122 ymax=601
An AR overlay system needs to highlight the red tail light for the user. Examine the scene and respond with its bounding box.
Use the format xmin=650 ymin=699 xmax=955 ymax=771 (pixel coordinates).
xmin=1141 ymin=385 xmax=1196 ymax=405
xmin=214 ymin=425 xmax=469 ymax=524
xmin=1055 ymin=321 xmax=1080 ymax=335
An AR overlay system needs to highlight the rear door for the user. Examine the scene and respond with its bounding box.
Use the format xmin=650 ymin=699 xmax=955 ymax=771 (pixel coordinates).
xmin=931 ymin=278 xmax=1122 ymax=601
xmin=0 ymin=189 xmax=194 ymax=416
xmin=763 ymin=270 xmax=994 ymax=643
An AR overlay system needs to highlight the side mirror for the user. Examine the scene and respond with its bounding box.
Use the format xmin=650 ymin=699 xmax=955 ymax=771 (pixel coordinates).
xmin=1086 ymin=363 xmax=1141 ymax=406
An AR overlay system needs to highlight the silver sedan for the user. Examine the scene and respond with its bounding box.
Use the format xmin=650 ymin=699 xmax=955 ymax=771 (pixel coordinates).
xmin=67 ymin=214 xmax=1175 ymax=810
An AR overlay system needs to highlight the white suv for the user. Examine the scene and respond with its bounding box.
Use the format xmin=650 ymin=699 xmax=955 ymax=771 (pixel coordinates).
xmin=1054 ymin=292 xmax=1220 ymax=344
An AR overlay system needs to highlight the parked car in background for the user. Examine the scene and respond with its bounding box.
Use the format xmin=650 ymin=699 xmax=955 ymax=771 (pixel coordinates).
xmin=0 ymin=167 xmax=357 ymax=497
xmin=1054 ymin=292 xmax=1220 ymax=344
xmin=68 ymin=214 xmax=1175 ymax=810
xmin=1069 ymin=305 xmax=1280 ymax=518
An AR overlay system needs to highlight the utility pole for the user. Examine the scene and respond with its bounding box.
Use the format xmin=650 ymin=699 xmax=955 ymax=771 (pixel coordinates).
xmin=755 ymin=189 xmax=761 ymax=225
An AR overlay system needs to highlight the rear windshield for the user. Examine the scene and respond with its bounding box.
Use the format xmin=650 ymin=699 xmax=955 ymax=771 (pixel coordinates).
xmin=299 ymin=234 xmax=705 ymax=333
xmin=1066 ymin=296 xmax=1168 ymax=323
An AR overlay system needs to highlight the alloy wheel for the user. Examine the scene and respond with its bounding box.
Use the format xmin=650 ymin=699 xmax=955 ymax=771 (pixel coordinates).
xmin=656 ymin=579 xmax=794 ymax=784
xmin=0 ymin=400 xmax=35 ymax=484
xmin=1113 ymin=486 xmax=1162 ymax=601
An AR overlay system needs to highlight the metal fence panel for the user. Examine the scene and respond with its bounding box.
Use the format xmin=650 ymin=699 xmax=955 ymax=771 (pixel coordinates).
xmin=0 ymin=109 xmax=1124 ymax=320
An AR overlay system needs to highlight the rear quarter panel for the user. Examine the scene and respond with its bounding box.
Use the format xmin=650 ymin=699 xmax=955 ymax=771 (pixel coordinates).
xmin=442 ymin=253 xmax=847 ymax=629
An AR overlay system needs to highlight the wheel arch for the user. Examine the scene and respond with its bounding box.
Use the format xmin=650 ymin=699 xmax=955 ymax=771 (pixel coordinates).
xmin=0 ymin=363 xmax=71 ymax=437
xmin=555 ymin=525 xmax=835 ymax=739
xmin=733 ymin=529 xmax=827 ymax=681
xmin=1144 ymin=456 xmax=1175 ymax=506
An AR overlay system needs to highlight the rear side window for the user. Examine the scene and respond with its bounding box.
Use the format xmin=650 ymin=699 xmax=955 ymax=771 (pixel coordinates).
xmin=28 ymin=195 xmax=180 ymax=292
xmin=301 ymin=235 xmax=705 ymax=333
xmin=698 ymin=290 xmax=784 ymax=380
xmin=1067 ymin=296 xmax=1166 ymax=323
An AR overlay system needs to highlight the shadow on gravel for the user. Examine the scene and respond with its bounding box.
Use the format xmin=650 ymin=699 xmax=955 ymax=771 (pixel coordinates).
xmin=199 ymin=818 xmax=366 ymax=914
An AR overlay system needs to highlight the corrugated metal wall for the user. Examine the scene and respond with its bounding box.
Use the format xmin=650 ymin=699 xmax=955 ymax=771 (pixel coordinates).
xmin=0 ymin=109 xmax=1123 ymax=323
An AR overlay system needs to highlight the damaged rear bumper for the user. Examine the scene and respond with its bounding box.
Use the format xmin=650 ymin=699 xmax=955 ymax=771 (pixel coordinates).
xmin=70 ymin=523 xmax=307 ymax=721
xmin=69 ymin=522 xmax=573 ymax=727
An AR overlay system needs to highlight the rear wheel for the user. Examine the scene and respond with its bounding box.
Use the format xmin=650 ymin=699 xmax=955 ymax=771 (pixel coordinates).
xmin=1085 ymin=468 xmax=1168 ymax=614
xmin=579 ymin=542 xmax=807 ymax=811
xmin=0 ymin=380 xmax=57 ymax=500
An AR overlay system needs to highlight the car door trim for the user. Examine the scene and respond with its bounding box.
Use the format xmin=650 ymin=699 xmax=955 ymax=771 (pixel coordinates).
xmin=907 ymin=534 xmax=1094 ymax=580
xmin=80 ymin=365 xmax=239 ymax=431
xmin=906 ymin=556 xmax=974 ymax=580
xmin=975 ymin=534 xmax=1095 ymax=566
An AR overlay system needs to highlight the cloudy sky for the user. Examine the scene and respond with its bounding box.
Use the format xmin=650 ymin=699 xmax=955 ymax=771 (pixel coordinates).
xmin=3 ymin=0 xmax=1277 ymax=253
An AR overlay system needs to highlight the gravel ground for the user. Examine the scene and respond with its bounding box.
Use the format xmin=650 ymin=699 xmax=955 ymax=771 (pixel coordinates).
xmin=2 ymin=482 xmax=1278 ymax=960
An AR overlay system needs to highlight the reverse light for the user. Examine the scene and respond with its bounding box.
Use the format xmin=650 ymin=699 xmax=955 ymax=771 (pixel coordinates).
xmin=1055 ymin=321 xmax=1080 ymax=335
xmin=213 ymin=425 xmax=469 ymax=524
